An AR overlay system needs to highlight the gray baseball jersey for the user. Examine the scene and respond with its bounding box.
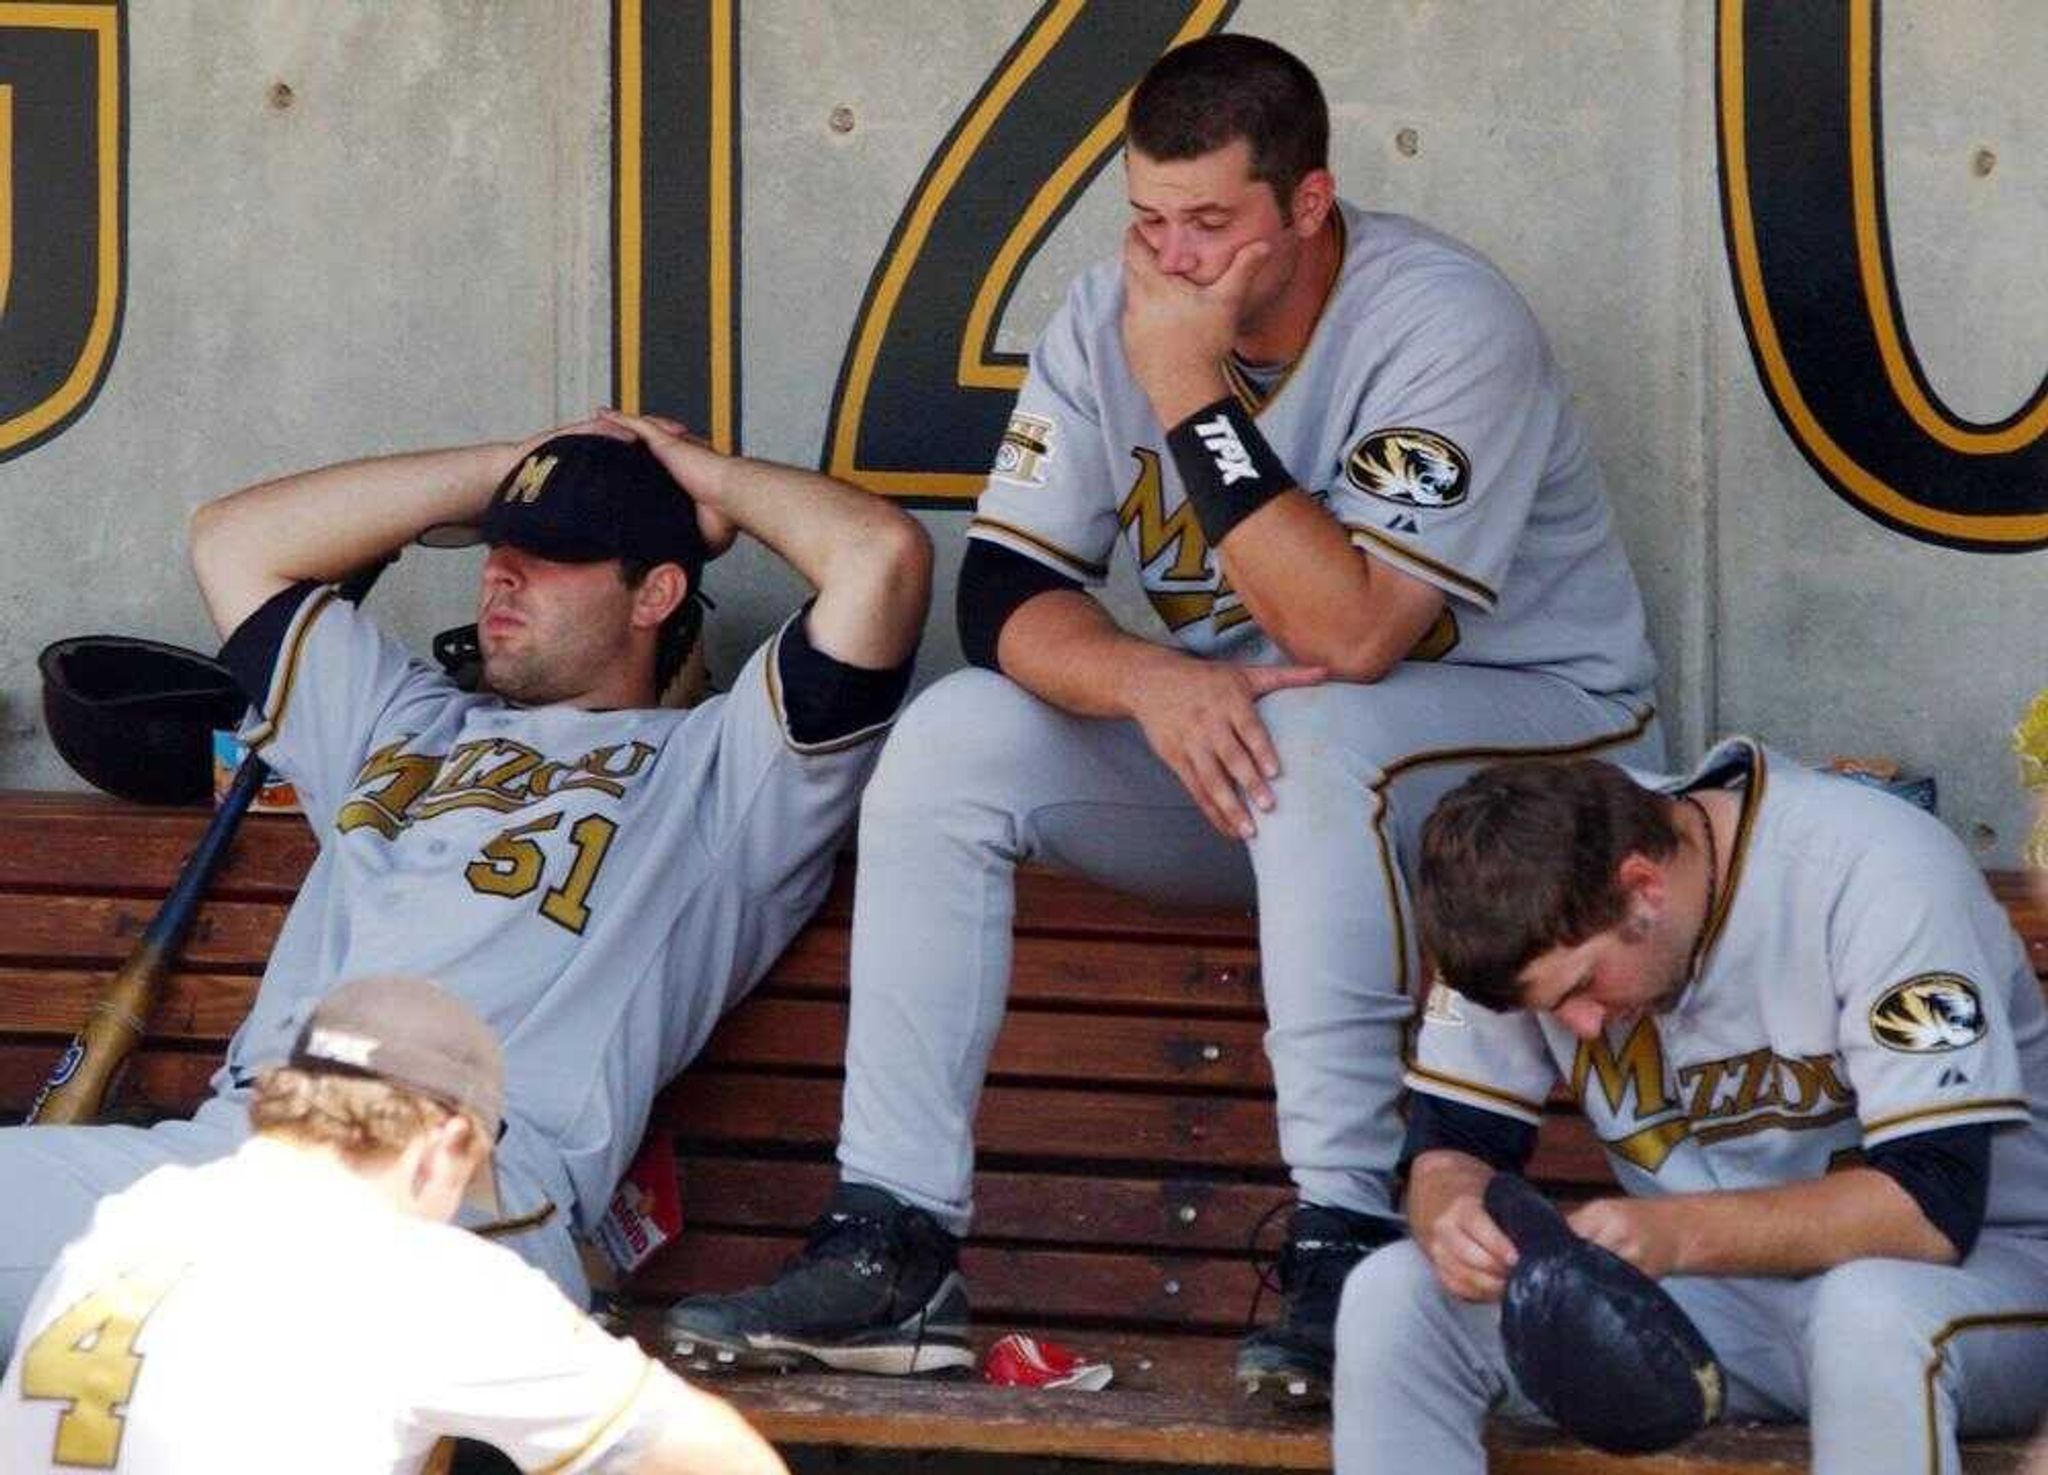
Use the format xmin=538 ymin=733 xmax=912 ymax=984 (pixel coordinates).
xmin=1408 ymin=737 xmax=2048 ymax=1232
xmin=971 ymin=202 xmax=1655 ymax=698
xmin=0 ymin=1138 xmax=661 ymax=1473
xmin=225 ymin=587 xmax=892 ymax=1245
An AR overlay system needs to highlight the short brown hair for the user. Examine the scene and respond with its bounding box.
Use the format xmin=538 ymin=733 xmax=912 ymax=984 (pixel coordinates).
xmin=1417 ymin=758 xmax=1679 ymax=1011
xmin=249 ymin=1065 xmax=457 ymax=1165
xmin=1127 ymin=34 xmax=1328 ymax=210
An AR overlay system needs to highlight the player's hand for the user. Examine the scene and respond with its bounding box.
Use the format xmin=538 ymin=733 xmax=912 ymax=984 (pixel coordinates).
xmin=1122 ymin=654 xmax=1323 ymax=840
xmin=1567 ymin=1195 xmax=1686 ymax=1280
xmin=1419 ymin=1186 xmax=1520 ymax=1303
xmin=596 ymin=408 xmax=741 ymax=556
xmin=1119 ymin=226 xmax=1270 ymax=425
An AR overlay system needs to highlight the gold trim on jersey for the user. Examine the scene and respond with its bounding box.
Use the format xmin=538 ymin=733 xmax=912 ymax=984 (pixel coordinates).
xmin=242 ymin=586 xmax=339 ymax=750
xmin=966 ymin=515 xmax=1110 ymax=581
xmin=1862 ymin=1097 xmax=2030 ymax=1141
xmin=534 ymin=1355 xmax=659 ymax=1475
xmin=1681 ymin=741 xmax=1768 ymax=976
xmin=1344 ymin=523 xmax=1498 ymax=609
xmin=1917 ymin=1313 xmax=2048 ymax=1474
xmin=762 ymin=621 xmax=900 ymax=757
xmin=1691 ymin=1105 xmax=1856 ymax=1146
xmin=1404 ymin=1063 xmax=1547 ymax=1122
xmin=1217 ymin=210 xmax=1349 ymax=417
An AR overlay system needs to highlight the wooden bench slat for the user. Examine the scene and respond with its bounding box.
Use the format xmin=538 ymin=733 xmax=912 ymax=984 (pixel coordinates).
xmin=0 ymin=894 xmax=283 ymax=968
xmin=0 ymin=969 xmax=260 ymax=1040
xmin=678 ymin=1157 xmax=1295 ymax=1252
xmin=663 ymin=1073 xmax=1618 ymax=1183
xmin=703 ymin=998 xmax=1274 ymax=1089
xmin=0 ymin=801 xmax=317 ymax=900
xmin=641 ymin=1228 xmax=1264 ymax=1331
xmin=761 ymin=927 xmax=1266 ymax=1014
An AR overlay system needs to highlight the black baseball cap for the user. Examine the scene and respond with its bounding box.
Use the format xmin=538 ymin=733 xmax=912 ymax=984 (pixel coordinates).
xmin=421 ymin=433 xmax=707 ymax=577
xmin=288 ymin=973 xmax=506 ymax=1214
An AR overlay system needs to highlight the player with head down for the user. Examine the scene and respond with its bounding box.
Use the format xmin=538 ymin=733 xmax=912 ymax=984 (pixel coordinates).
xmin=668 ymin=34 xmax=1664 ymax=1401
xmin=0 ymin=973 xmax=785 ymax=1474
xmin=1335 ymin=742 xmax=2048 ymax=1472
xmin=0 ymin=410 xmax=931 ymax=1351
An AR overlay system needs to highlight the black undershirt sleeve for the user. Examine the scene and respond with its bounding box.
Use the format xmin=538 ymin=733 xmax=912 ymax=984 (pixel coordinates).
xmin=218 ymin=580 xmax=323 ymax=706
xmin=1865 ymin=1123 xmax=1993 ymax=1260
xmin=778 ymin=600 xmax=916 ymax=745
xmin=956 ymin=539 xmax=1082 ymax=672
xmin=1400 ymin=1093 xmax=1538 ymax=1180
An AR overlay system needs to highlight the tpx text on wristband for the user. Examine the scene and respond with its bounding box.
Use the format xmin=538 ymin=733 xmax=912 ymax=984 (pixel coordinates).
xmin=1164 ymin=396 xmax=1295 ymax=546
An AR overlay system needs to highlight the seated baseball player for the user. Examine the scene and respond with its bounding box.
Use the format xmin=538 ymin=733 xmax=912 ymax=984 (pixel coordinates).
xmin=0 ymin=409 xmax=931 ymax=1355
xmin=667 ymin=34 xmax=1664 ymax=1402
xmin=0 ymin=973 xmax=785 ymax=1475
xmin=1334 ymin=743 xmax=2048 ymax=1473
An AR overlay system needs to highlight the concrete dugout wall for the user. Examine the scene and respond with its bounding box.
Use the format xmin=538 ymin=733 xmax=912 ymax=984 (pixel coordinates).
xmin=0 ymin=1 xmax=2041 ymax=860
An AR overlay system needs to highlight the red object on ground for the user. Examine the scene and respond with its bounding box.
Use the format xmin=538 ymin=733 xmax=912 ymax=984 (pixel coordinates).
xmin=982 ymin=1332 xmax=1115 ymax=1391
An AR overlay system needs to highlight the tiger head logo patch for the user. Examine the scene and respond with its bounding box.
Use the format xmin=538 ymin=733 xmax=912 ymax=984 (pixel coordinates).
xmin=1868 ymin=973 xmax=1987 ymax=1053
xmin=1346 ymin=428 xmax=1470 ymax=508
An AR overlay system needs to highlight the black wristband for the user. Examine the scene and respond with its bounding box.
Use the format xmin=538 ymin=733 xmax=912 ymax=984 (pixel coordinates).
xmin=1163 ymin=396 xmax=1294 ymax=546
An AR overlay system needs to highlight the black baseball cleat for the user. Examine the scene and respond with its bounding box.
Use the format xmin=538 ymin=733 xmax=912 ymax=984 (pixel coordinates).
xmin=665 ymin=1182 xmax=973 ymax=1376
xmin=1236 ymin=1202 xmax=1402 ymax=1408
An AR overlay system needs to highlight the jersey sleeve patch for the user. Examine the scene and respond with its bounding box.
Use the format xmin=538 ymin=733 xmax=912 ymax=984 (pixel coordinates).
xmin=991 ymin=411 xmax=1058 ymax=488
xmin=1346 ymin=427 xmax=1471 ymax=509
xmin=1867 ymin=973 xmax=1988 ymax=1054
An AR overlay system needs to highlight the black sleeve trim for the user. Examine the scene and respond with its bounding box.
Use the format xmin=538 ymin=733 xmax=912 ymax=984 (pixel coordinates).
xmin=957 ymin=538 xmax=1080 ymax=672
xmin=1400 ymin=1093 xmax=1537 ymax=1179
xmin=778 ymin=599 xmax=916 ymax=746
xmin=1163 ymin=396 xmax=1293 ymax=546
xmin=1866 ymin=1123 xmax=1992 ymax=1260
xmin=218 ymin=581 xmax=323 ymax=706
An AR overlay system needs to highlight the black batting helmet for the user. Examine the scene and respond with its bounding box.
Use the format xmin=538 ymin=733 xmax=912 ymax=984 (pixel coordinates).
xmin=39 ymin=636 xmax=249 ymax=805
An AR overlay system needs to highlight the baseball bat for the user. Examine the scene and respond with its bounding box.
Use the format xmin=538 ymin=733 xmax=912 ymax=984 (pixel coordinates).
xmin=27 ymin=561 xmax=391 ymax=1125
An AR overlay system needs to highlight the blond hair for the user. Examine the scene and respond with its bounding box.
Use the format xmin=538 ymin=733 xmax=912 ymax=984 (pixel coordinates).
xmin=248 ymin=1065 xmax=456 ymax=1165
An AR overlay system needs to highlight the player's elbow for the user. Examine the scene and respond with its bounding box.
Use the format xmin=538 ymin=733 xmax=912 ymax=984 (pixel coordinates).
xmin=835 ymin=512 xmax=933 ymax=654
xmin=1267 ymin=616 xmax=1403 ymax=684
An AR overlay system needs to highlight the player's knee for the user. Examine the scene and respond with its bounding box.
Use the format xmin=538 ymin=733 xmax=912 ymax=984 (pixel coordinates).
xmin=861 ymin=669 xmax=1054 ymax=818
xmin=1804 ymin=1259 xmax=1941 ymax=1373
xmin=1337 ymin=1240 xmax=1440 ymax=1377
xmin=1254 ymin=685 xmax=1405 ymax=790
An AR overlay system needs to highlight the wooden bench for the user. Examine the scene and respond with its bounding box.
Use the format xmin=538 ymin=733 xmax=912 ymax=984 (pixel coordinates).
xmin=0 ymin=789 xmax=2040 ymax=1473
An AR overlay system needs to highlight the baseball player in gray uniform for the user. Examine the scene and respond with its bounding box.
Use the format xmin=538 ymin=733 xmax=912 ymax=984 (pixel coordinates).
xmin=669 ymin=35 xmax=1663 ymax=1400
xmin=0 ymin=410 xmax=931 ymax=1354
xmin=1337 ymin=740 xmax=2048 ymax=1472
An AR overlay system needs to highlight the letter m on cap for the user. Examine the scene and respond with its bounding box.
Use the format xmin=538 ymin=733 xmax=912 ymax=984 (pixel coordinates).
xmin=0 ymin=4 xmax=125 ymax=466
xmin=506 ymin=454 xmax=557 ymax=504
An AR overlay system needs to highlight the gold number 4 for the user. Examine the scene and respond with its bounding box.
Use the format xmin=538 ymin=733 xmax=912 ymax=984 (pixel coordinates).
xmin=464 ymin=812 xmax=620 ymax=935
xmin=21 ymin=1268 xmax=182 ymax=1468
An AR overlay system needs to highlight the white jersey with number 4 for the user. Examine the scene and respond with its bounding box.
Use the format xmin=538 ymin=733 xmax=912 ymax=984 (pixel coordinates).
xmin=0 ymin=1138 xmax=659 ymax=1473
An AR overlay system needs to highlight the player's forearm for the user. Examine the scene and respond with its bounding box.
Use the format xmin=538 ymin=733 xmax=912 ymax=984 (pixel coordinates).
xmin=706 ymin=454 xmax=932 ymax=669
xmin=1405 ymin=1148 xmax=1497 ymax=1243
xmin=189 ymin=441 xmax=514 ymax=636
xmin=1604 ymin=1169 xmax=1957 ymax=1278
xmin=1217 ymin=494 xmax=1441 ymax=680
xmin=993 ymin=587 xmax=1187 ymax=719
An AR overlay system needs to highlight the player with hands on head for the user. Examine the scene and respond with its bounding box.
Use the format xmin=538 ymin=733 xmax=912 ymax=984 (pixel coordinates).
xmin=1334 ymin=743 xmax=2048 ymax=1473
xmin=0 ymin=406 xmax=930 ymax=1355
xmin=0 ymin=974 xmax=786 ymax=1475
xmin=667 ymin=33 xmax=1664 ymax=1404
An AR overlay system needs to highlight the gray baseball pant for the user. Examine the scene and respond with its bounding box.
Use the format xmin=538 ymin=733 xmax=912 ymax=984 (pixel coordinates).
xmin=1335 ymin=1236 xmax=2048 ymax=1474
xmin=835 ymin=663 xmax=1663 ymax=1232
